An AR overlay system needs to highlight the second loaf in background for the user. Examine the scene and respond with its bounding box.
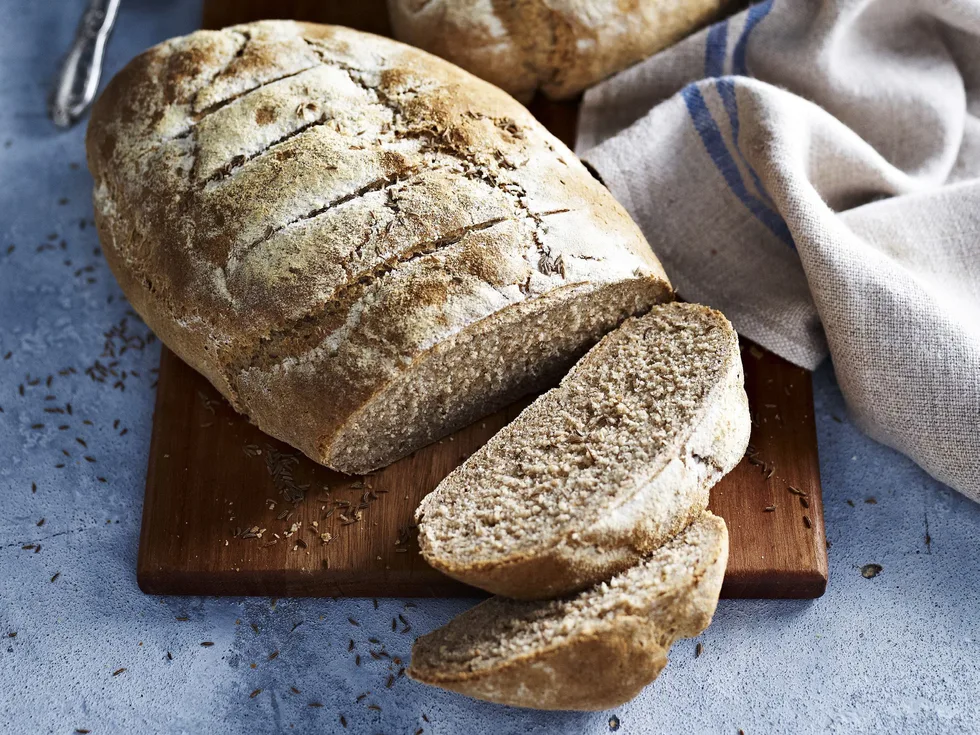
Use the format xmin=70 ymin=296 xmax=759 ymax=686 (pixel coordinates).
xmin=388 ymin=0 xmax=733 ymax=101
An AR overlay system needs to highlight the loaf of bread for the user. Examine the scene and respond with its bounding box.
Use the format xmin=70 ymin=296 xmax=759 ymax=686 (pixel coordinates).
xmin=417 ymin=302 xmax=749 ymax=599
xmin=388 ymin=0 xmax=732 ymax=101
xmin=86 ymin=20 xmax=673 ymax=474
xmin=409 ymin=511 xmax=728 ymax=710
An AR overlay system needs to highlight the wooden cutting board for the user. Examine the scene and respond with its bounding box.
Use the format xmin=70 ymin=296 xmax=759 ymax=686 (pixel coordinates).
xmin=136 ymin=0 xmax=827 ymax=599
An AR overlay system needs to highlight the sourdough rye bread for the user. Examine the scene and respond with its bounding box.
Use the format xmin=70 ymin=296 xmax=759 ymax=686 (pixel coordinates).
xmin=387 ymin=0 xmax=732 ymax=102
xmin=85 ymin=20 xmax=673 ymax=475
xmin=409 ymin=511 xmax=728 ymax=710
xmin=417 ymin=302 xmax=749 ymax=599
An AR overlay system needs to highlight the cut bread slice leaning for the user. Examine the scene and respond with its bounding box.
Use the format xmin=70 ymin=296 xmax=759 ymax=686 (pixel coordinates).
xmin=416 ymin=302 xmax=750 ymax=599
xmin=409 ymin=511 xmax=728 ymax=711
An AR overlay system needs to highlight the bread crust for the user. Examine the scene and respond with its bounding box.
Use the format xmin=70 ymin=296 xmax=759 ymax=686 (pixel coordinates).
xmin=416 ymin=616 xmax=670 ymax=710
xmin=86 ymin=20 xmax=671 ymax=473
xmin=409 ymin=512 xmax=729 ymax=710
xmin=417 ymin=304 xmax=750 ymax=598
xmin=388 ymin=0 xmax=732 ymax=101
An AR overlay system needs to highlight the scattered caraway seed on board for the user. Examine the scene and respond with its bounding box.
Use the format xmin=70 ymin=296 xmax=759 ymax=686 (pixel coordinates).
xmin=861 ymin=564 xmax=883 ymax=578
xmin=803 ymin=516 xmax=812 ymax=529
xmin=200 ymin=641 xmax=214 ymax=647
xmin=308 ymin=702 xmax=323 ymax=708
xmin=249 ymin=689 xmax=262 ymax=699
xmin=112 ymin=668 xmax=126 ymax=676
xmin=764 ymin=506 xmax=776 ymax=512
xmin=339 ymin=715 xmax=347 ymax=728
xmin=695 ymin=643 xmax=703 ymax=658
xmin=50 ymin=572 xmax=60 ymax=583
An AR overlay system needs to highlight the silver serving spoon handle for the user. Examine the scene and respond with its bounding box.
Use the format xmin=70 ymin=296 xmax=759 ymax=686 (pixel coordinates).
xmin=50 ymin=0 xmax=121 ymax=129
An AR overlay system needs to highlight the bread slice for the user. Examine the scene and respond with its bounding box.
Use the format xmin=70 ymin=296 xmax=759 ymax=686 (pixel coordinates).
xmin=409 ymin=511 xmax=728 ymax=711
xmin=416 ymin=302 xmax=749 ymax=599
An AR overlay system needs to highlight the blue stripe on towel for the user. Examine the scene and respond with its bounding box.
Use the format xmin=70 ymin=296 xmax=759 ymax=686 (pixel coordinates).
xmin=681 ymin=83 xmax=795 ymax=248
xmin=704 ymin=20 xmax=729 ymax=78
xmin=716 ymin=77 xmax=776 ymax=208
xmin=733 ymin=0 xmax=776 ymax=76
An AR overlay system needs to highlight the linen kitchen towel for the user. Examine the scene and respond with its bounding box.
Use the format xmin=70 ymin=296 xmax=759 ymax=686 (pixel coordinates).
xmin=577 ymin=0 xmax=980 ymax=501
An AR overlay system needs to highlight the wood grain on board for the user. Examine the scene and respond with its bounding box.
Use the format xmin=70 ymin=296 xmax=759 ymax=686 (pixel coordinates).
xmin=138 ymin=343 xmax=827 ymax=599
xmin=136 ymin=0 xmax=828 ymax=600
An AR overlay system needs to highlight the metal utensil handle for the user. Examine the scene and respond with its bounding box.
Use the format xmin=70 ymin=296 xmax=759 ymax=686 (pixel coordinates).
xmin=50 ymin=0 xmax=121 ymax=129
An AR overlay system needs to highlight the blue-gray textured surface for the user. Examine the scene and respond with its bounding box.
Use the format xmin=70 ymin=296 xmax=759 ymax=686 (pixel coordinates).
xmin=1 ymin=2 xmax=978 ymax=733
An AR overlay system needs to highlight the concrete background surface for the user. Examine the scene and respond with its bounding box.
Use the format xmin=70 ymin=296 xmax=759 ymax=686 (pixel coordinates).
xmin=1 ymin=2 xmax=978 ymax=732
